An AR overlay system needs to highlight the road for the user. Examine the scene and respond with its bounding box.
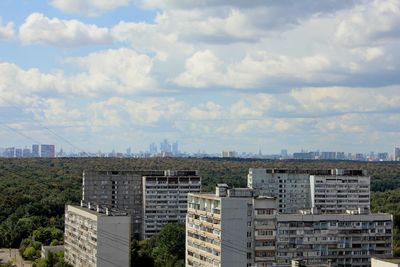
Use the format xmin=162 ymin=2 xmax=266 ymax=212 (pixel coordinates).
xmin=0 ymin=249 xmax=32 ymax=267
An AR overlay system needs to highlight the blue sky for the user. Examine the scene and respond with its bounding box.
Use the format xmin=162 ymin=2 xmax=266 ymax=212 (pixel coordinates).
xmin=0 ymin=0 xmax=400 ymax=154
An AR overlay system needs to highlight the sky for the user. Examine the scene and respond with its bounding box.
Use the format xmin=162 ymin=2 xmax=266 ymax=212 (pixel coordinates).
xmin=0 ymin=0 xmax=400 ymax=154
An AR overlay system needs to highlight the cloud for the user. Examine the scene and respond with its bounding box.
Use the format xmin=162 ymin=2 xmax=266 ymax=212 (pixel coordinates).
xmin=0 ymin=18 xmax=15 ymax=39
xmin=174 ymin=50 xmax=332 ymax=89
xmin=88 ymin=97 xmax=185 ymax=126
xmin=188 ymin=101 xmax=223 ymax=120
xmin=50 ymin=0 xmax=130 ymax=16
xmin=19 ymin=13 xmax=111 ymax=47
xmin=0 ymin=48 xmax=156 ymax=98
xmin=335 ymin=0 xmax=400 ymax=45
xmin=67 ymin=48 xmax=155 ymax=95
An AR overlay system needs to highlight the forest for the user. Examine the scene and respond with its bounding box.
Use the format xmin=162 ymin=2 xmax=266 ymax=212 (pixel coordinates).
xmin=1 ymin=157 xmax=400 ymax=265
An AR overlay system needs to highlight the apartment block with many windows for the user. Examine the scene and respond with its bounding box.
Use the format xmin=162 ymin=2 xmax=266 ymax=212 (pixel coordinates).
xmin=142 ymin=170 xmax=201 ymax=239
xmin=310 ymin=169 xmax=370 ymax=214
xmin=83 ymin=169 xmax=201 ymax=239
xmin=64 ymin=205 xmax=131 ymax=267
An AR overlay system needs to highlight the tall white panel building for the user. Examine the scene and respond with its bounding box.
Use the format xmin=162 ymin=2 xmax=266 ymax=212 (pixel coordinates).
xmin=64 ymin=205 xmax=131 ymax=267
xmin=142 ymin=170 xmax=201 ymax=239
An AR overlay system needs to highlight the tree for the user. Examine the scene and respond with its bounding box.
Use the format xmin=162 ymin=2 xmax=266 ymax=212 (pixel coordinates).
xmin=151 ymin=224 xmax=185 ymax=267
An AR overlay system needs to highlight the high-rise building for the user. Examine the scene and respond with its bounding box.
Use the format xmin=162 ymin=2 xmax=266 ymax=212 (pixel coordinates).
xmin=160 ymin=139 xmax=171 ymax=153
xmin=248 ymin=168 xmax=311 ymax=213
xmin=149 ymin=143 xmax=157 ymax=154
xmin=186 ymin=186 xmax=260 ymax=267
xmin=32 ymin=144 xmax=39 ymax=157
xmin=22 ymin=148 xmax=31 ymax=157
xmin=248 ymin=168 xmax=371 ymax=214
xmin=395 ymin=147 xmax=400 ymax=161
xmin=15 ymin=148 xmax=23 ymax=158
xmin=186 ymin=184 xmax=393 ymax=267
xmin=40 ymin=144 xmax=55 ymax=157
xmin=4 ymin=147 xmax=15 ymax=157
xmin=275 ymin=212 xmax=392 ymax=266
xmin=142 ymin=170 xmax=201 ymax=239
xmin=64 ymin=205 xmax=130 ymax=267
xmin=320 ymin=151 xmax=337 ymax=160
xmin=378 ymin=153 xmax=389 ymax=161
xmin=83 ymin=169 xmax=201 ymax=239
xmin=172 ymin=141 xmax=179 ymax=155
xmin=310 ymin=169 xmax=370 ymax=214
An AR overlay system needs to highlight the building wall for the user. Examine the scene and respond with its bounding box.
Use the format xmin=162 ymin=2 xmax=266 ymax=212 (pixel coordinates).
xmin=82 ymin=170 xmax=144 ymax=238
xmin=83 ymin=170 xmax=200 ymax=240
xmin=64 ymin=205 xmax=130 ymax=267
xmin=276 ymin=214 xmax=393 ymax=267
xmin=310 ymin=175 xmax=370 ymax=213
xmin=97 ymin=215 xmax=131 ymax=267
xmin=142 ymin=174 xmax=201 ymax=239
xmin=186 ymin=194 xmax=223 ymax=267
xmin=248 ymin=168 xmax=311 ymax=213
xmin=220 ymin=197 xmax=250 ymax=267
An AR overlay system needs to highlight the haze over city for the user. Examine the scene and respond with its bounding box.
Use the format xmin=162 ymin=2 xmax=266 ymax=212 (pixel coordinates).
xmin=1 ymin=0 xmax=400 ymax=153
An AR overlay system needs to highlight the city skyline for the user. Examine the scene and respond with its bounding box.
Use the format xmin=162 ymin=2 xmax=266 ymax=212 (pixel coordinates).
xmin=1 ymin=1 xmax=400 ymax=153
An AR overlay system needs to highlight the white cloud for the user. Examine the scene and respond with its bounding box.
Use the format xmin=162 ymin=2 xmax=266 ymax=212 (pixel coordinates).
xmin=50 ymin=0 xmax=130 ymax=16
xmin=67 ymin=48 xmax=155 ymax=95
xmin=188 ymin=101 xmax=223 ymax=120
xmin=0 ymin=18 xmax=15 ymax=39
xmin=290 ymin=86 xmax=400 ymax=114
xmin=88 ymin=97 xmax=185 ymax=126
xmin=19 ymin=13 xmax=111 ymax=47
xmin=174 ymin=50 xmax=332 ymax=89
xmin=335 ymin=0 xmax=400 ymax=45
xmin=0 ymin=47 xmax=156 ymax=98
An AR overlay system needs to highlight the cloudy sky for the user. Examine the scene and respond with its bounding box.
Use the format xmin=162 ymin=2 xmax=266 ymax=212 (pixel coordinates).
xmin=0 ymin=0 xmax=399 ymax=154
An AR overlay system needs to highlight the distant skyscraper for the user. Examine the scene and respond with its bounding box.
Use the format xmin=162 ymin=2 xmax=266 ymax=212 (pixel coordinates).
xmin=22 ymin=148 xmax=31 ymax=157
xmin=160 ymin=139 xmax=171 ymax=153
xmin=41 ymin=144 xmax=55 ymax=157
xmin=32 ymin=144 xmax=39 ymax=157
xmin=4 ymin=147 xmax=15 ymax=157
xmin=280 ymin=149 xmax=288 ymax=157
xmin=395 ymin=147 xmax=400 ymax=161
xmin=15 ymin=148 xmax=22 ymax=158
xmin=172 ymin=141 xmax=179 ymax=155
xmin=149 ymin=143 xmax=157 ymax=154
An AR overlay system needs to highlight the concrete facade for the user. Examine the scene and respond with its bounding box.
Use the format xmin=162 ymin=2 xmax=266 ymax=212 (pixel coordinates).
xmin=64 ymin=205 xmax=131 ymax=267
xmin=186 ymin=190 xmax=253 ymax=267
xmin=142 ymin=170 xmax=201 ymax=239
xmin=310 ymin=171 xmax=370 ymax=214
xmin=249 ymin=168 xmax=370 ymax=214
xmin=186 ymin=181 xmax=392 ymax=267
xmin=248 ymin=168 xmax=311 ymax=213
xmin=83 ymin=169 xmax=201 ymax=239
xmin=276 ymin=213 xmax=392 ymax=267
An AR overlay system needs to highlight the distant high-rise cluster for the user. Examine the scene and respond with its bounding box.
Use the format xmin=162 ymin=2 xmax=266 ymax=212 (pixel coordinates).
xmin=0 ymin=144 xmax=55 ymax=158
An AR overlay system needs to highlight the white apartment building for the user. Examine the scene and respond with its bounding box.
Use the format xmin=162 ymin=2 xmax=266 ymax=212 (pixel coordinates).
xmin=276 ymin=212 xmax=392 ymax=267
xmin=83 ymin=169 xmax=201 ymax=239
xmin=142 ymin=170 xmax=201 ymax=239
xmin=186 ymin=184 xmax=392 ymax=267
xmin=310 ymin=169 xmax=370 ymax=213
xmin=64 ymin=205 xmax=131 ymax=267
xmin=186 ymin=185 xmax=278 ymax=267
xmin=248 ymin=168 xmax=311 ymax=213
xmin=249 ymin=168 xmax=370 ymax=214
